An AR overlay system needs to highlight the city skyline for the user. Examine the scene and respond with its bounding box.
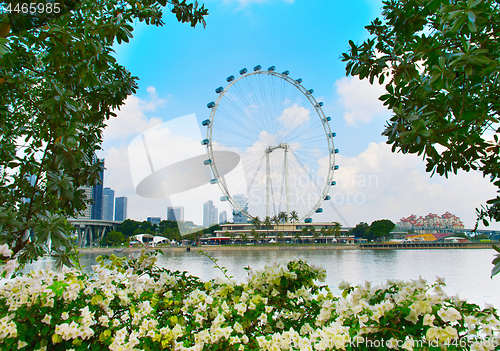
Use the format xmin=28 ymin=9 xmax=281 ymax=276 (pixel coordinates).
xmin=98 ymin=0 xmax=499 ymax=229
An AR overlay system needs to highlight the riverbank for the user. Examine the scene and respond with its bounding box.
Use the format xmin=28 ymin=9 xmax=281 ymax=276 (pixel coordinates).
xmin=78 ymin=241 xmax=494 ymax=253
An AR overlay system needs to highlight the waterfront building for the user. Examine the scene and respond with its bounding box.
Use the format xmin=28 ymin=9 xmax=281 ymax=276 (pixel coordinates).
xmin=202 ymin=222 xmax=357 ymax=245
xmin=167 ymin=206 xmax=184 ymax=222
xmin=232 ymin=194 xmax=249 ymax=224
xmin=203 ymin=200 xmax=218 ymax=227
xmin=219 ymin=210 xmax=227 ymax=224
xmin=102 ymin=187 xmax=115 ymax=221
xmin=398 ymin=212 xmax=464 ymax=233
xmin=147 ymin=217 xmax=161 ymax=226
xmin=115 ymin=196 xmax=128 ymax=221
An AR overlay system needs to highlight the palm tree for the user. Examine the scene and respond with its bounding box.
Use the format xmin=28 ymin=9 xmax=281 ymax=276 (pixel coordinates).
xmin=272 ymin=215 xmax=280 ymax=242
xmin=251 ymin=216 xmax=261 ymax=230
xmin=293 ymin=230 xmax=301 ymax=244
xmin=289 ymin=210 xmax=299 ymax=239
xmin=241 ymin=232 xmax=248 ymax=244
xmin=320 ymin=227 xmax=327 ymax=244
xmin=263 ymin=216 xmax=272 ymax=243
xmin=278 ymin=211 xmax=288 ymax=241
xmin=251 ymin=229 xmax=260 ymax=244
xmin=301 ymin=227 xmax=309 ymax=244
xmin=333 ymin=222 xmax=342 ymax=241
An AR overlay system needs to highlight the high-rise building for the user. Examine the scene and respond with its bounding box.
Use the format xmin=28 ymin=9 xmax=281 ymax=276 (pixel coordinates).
xmin=102 ymin=187 xmax=115 ymax=221
xmin=167 ymin=206 xmax=184 ymax=222
xmin=115 ymin=196 xmax=128 ymax=221
xmin=147 ymin=217 xmax=161 ymax=226
xmin=203 ymin=200 xmax=218 ymax=227
xmin=232 ymin=194 xmax=249 ymax=223
xmin=219 ymin=210 xmax=227 ymax=224
xmin=77 ymin=186 xmax=93 ymax=220
xmin=91 ymin=158 xmax=104 ymax=220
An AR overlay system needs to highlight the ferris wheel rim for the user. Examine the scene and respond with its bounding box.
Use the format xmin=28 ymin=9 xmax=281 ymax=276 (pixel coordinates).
xmin=205 ymin=68 xmax=336 ymax=222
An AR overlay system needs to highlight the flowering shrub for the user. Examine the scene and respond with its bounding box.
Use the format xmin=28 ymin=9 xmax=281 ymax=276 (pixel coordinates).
xmin=0 ymin=248 xmax=499 ymax=350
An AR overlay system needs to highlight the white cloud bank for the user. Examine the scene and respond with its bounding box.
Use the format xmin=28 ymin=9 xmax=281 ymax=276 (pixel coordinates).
xmin=335 ymin=76 xmax=389 ymax=126
xmin=315 ymin=142 xmax=498 ymax=230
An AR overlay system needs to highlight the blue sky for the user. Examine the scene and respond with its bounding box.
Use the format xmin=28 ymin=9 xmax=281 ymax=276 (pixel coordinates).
xmin=100 ymin=0 xmax=499 ymax=230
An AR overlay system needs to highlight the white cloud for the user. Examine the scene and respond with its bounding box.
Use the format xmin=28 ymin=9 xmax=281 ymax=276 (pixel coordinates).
xmin=102 ymin=86 xmax=167 ymax=142
xmin=277 ymin=103 xmax=311 ymax=129
xmin=335 ymin=76 xmax=389 ymax=126
xmin=314 ymin=142 xmax=499 ymax=230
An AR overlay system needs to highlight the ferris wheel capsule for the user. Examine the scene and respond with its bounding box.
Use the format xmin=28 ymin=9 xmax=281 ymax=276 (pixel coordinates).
xmin=207 ymin=101 xmax=215 ymax=108
xmin=268 ymin=65 xmax=276 ymax=71
xmin=282 ymin=70 xmax=289 ymax=75
xmin=304 ymin=218 xmax=313 ymax=223
xmin=220 ymin=196 xmax=229 ymax=201
xmin=324 ymin=195 xmax=331 ymax=200
xmin=210 ymin=179 xmax=219 ymax=185
xmin=215 ymin=86 xmax=224 ymax=94
xmin=253 ymin=65 xmax=261 ymax=71
xmin=323 ymin=117 xmax=331 ymax=122
xmin=316 ymin=102 xmax=324 ymax=107
xmin=203 ymin=159 xmax=212 ymax=165
xmin=202 ymin=119 xmax=210 ymax=126
xmin=328 ymin=132 xmax=336 ymax=138
xmin=227 ymin=75 xmax=235 ymax=82
xmin=315 ymin=208 xmax=323 ymax=213
xmin=331 ymin=181 xmax=336 ymax=186
xmin=335 ymin=149 xmax=339 ymax=153
xmin=334 ymin=165 xmax=339 ymax=170
xmin=201 ymin=139 xmax=209 ymax=145
xmin=295 ymin=78 xmax=302 ymax=83
xmin=239 ymin=68 xmax=248 ymax=75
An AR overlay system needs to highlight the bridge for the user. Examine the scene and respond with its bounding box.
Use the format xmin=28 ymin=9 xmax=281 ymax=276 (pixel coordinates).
xmin=68 ymin=219 xmax=123 ymax=247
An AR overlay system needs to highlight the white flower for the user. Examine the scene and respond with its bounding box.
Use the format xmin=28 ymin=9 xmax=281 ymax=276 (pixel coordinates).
xmin=61 ymin=312 xmax=69 ymax=321
xmin=41 ymin=314 xmax=52 ymax=325
xmin=438 ymin=307 xmax=462 ymax=324
xmin=423 ymin=314 xmax=435 ymax=326
xmin=17 ymin=340 xmax=28 ymax=349
xmin=0 ymin=244 xmax=12 ymax=258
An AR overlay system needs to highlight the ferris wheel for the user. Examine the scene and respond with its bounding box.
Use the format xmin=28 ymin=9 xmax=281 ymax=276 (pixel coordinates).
xmin=201 ymin=65 xmax=338 ymax=223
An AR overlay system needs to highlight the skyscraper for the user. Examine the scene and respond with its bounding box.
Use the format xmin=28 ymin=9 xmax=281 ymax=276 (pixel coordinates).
xmin=102 ymin=187 xmax=115 ymax=221
xmin=147 ymin=217 xmax=161 ymax=226
xmin=91 ymin=158 xmax=104 ymax=220
xmin=115 ymin=196 xmax=128 ymax=221
xmin=232 ymin=194 xmax=249 ymax=223
xmin=167 ymin=206 xmax=184 ymax=222
xmin=219 ymin=210 xmax=227 ymax=224
xmin=203 ymin=200 xmax=218 ymax=227
xmin=77 ymin=186 xmax=93 ymax=220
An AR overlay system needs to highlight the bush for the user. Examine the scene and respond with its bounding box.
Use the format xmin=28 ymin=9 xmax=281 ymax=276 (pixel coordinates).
xmin=0 ymin=248 xmax=499 ymax=350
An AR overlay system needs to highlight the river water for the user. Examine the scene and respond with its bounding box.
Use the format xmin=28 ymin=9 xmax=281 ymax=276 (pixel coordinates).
xmin=24 ymin=248 xmax=500 ymax=309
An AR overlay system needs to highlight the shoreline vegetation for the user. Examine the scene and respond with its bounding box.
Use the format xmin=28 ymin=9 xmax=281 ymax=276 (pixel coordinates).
xmin=78 ymin=241 xmax=495 ymax=253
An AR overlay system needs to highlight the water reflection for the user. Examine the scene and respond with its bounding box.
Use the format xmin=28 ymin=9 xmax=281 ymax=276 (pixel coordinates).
xmin=22 ymin=248 xmax=500 ymax=308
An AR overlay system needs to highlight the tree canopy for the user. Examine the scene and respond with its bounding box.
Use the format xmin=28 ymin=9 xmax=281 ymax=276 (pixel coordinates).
xmin=342 ymin=0 xmax=500 ymax=227
xmin=369 ymin=219 xmax=395 ymax=240
xmin=0 ymin=0 xmax=208 ymax=266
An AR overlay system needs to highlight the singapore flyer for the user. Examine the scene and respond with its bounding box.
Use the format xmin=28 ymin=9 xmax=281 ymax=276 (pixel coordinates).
xmin=201 ymin=65 xmax=338 ymax=222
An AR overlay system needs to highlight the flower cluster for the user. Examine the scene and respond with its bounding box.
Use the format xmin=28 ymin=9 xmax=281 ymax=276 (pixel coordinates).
xmin=0 ymin=249 xmax=498 ymax=350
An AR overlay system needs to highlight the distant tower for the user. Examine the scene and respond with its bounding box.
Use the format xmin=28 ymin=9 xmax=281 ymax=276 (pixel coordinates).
xmin=147 ymin=217 xmax=161 ymax=226
xmin=232 ymin=194 xmax=249 ymax=223
xmin=203 ymin=200 xmax=218 ymax=227
xmin=91 ymin=157 xmax=104 ymax=220
xmin=167 ymin=206 xmax=184 ymax=222
xmin=115 ymin=196 xmax=128 ymax=221
xmin=77 ymin=186 xmax=93 ymax=219
xmin=219 ymin=210 xmax=227 ymax=224
xmin=102 ymin=187 xmax=115 ymax=220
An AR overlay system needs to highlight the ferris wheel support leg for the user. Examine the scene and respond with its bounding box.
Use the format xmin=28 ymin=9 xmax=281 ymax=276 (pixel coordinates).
xmin=266 ymin=151 xmax=270 ymax=217
xmin=285 ymin=145 xmax=290 ymax=216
